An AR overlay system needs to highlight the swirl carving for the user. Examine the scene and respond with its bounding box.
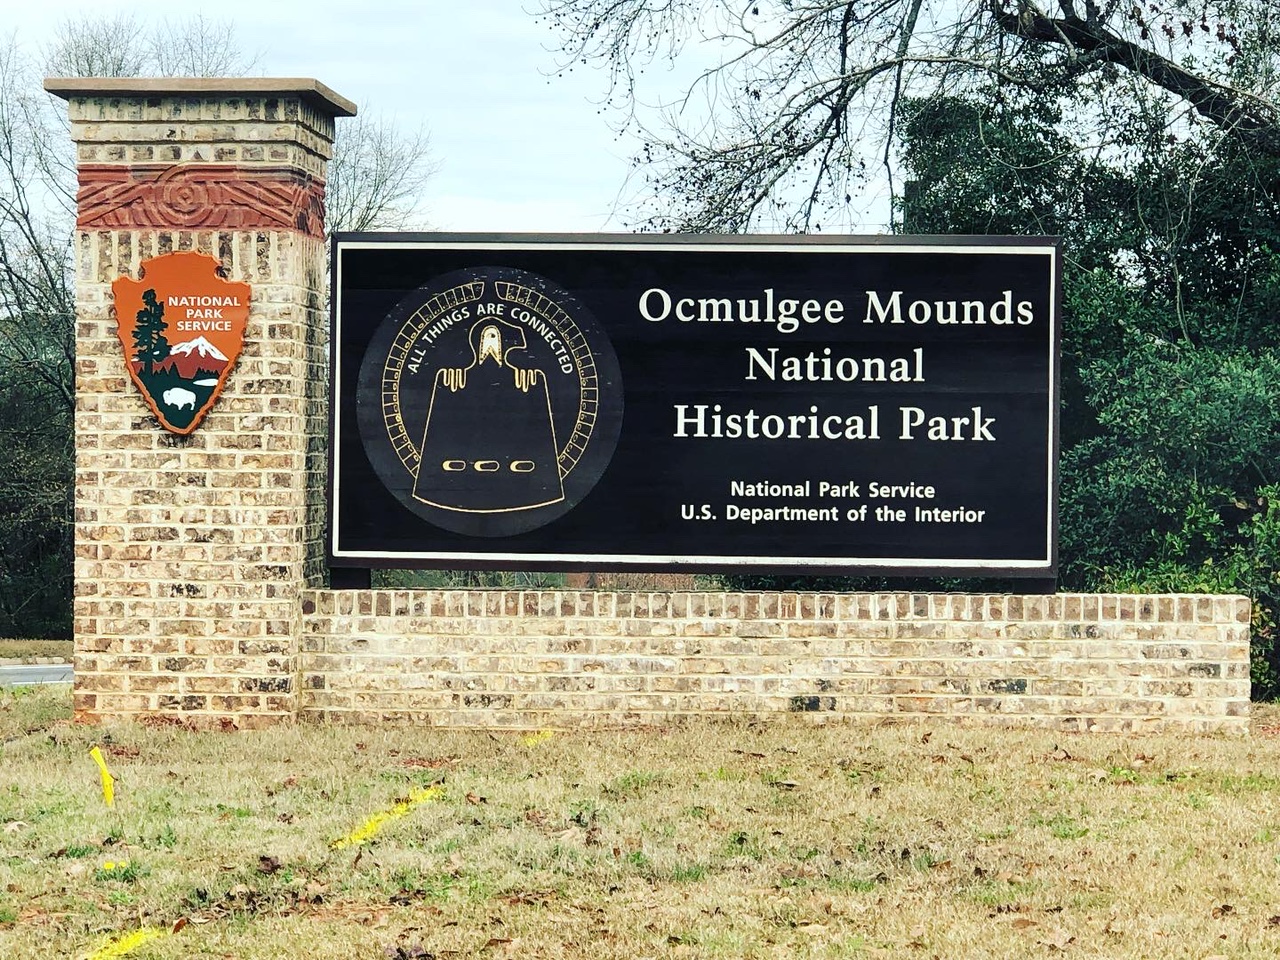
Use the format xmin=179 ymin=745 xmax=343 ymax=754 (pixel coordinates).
xmin=77 ymin=164 xmax=326 ymax=238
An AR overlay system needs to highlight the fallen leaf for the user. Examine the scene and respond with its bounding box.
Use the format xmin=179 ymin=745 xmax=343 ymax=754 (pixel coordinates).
xmin=265 ymin=776 xmax=299 ymax=797
xmin=1212 ymin=904 xmax=1235 ymax=919
xmin=171 ymin=917 xmax=188 ymax=933
xmin=257 ymin=855 xmax=281 ymax=875
xmin=1012 ymin=918 xmax=1039 ymax=931
xmin=465 ymin=793 xmax=487 ymax=805
xmin=1038 ymin=929 xmax=1075 ymax=950
xmin=383 ymin=944 xmax=433 ymax=960
xmin=992 ymin=904 xmax=1026 ymax=915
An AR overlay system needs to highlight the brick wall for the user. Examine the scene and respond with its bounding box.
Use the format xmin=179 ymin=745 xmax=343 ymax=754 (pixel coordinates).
xmin=53 ymin=79 xmax=353 ymax=727
xmin=299 ymin=590 xmax=1251 ymax=733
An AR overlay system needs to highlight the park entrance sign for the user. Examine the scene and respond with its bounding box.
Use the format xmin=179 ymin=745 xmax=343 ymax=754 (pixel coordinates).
xmin=49 ymin=79 xmax=1246 ymax=732
xmin=330 ymin=234 xmax=1060 ymax=576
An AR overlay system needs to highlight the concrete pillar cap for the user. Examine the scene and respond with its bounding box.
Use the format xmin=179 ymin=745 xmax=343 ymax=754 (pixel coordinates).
xmin=44 ymin=76 xmax=356 ymax=118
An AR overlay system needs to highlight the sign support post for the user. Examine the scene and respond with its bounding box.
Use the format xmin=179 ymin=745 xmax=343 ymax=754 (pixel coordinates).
xmin=48 ymin=78 xmax=355 ymax=726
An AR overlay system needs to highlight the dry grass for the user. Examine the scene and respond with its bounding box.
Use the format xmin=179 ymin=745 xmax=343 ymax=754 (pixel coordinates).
xmin=0 ymin=638 xmax=73 ymax=662
xmin=2 ymin=686 xmax=1279 ymax=958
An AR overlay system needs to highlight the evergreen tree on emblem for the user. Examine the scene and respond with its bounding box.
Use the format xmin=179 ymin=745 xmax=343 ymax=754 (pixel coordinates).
xmin=132 ymin=288 xmax=170 ymax=376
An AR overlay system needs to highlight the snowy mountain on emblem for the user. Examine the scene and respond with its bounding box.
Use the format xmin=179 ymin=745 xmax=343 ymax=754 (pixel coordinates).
xmin=151 ymin=336 xmax=231 ymax=379
xmin=170 ymin=337 xmax=229 ymax=361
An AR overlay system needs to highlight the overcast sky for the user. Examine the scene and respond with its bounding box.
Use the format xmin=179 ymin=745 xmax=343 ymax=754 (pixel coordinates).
xmin=11 ymin=1 xmax=648 ymax=231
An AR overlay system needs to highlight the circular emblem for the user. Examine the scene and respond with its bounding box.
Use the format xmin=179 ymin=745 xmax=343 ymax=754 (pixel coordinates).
xmin=357 ymin=266 xmax=624 ymax=537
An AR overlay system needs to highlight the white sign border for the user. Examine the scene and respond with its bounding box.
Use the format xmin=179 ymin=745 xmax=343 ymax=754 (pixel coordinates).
xmin=330 ymin=235 xmax=1059 ymax=574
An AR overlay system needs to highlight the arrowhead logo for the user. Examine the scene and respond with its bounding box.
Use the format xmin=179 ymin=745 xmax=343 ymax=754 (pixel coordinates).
xmin=110 ymin=252 xmax=250 ymax=435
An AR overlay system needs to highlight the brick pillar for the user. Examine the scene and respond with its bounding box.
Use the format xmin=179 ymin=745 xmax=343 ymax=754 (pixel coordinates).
xmin=46 ymin=78 xmax=355 ymax=727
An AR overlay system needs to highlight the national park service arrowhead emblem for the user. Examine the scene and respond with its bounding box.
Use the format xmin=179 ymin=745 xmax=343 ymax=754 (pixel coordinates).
xmin=111 ymin=252 xmax=249 ymax=435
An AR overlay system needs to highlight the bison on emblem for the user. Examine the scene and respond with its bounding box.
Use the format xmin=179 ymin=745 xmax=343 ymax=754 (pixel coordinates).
xmin=162 ymin=387 xmax=197 ymax=410
xmin=111 ymin=252 xmax=250 ymax=435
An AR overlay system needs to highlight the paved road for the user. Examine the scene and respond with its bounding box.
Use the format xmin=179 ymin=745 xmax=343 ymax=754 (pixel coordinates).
xmin=0 ymin=663 xmax=73 ymax=686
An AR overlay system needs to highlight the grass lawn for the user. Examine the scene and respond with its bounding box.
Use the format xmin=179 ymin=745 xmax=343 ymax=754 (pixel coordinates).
xmin=2 ymin=684 xmax=1279 ymax=958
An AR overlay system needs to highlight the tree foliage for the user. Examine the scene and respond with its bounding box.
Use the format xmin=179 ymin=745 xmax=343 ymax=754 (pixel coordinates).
xmin=827 ymin=81 xmax=1280 ymax=690
xmin=131 ymin=290 xmax=170 ymax=377
xmin=0 ymin=41 xmax=75 ymax=637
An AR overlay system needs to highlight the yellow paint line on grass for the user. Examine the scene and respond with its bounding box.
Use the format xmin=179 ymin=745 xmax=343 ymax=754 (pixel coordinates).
xmin=521 ymin=730 xmax=555 ymax=747
xmin=330 ymin=784 xmax=444 ymax=849
xmin=89 ymin=745 xmax=115 ymax=808
xmin=85 ymin=927 xmax=165 ymax=959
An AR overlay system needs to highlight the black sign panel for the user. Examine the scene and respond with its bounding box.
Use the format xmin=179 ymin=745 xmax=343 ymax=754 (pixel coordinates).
xmin=331 ymin=235 xmax=1060 ymax=576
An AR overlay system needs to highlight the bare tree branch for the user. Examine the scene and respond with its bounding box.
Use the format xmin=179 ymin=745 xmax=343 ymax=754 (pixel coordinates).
xmin=991 ymin=1 xmax=1280 ymax=155
xmin=539 ymin=0 xmax=1280 ymax=231
xmin=148 ymin=15 xmax=262 ymax=77
xmin=42 ymin=13 xmax=147 ymax=78
xmin=327 ymin=109 xmax=437 ymax=233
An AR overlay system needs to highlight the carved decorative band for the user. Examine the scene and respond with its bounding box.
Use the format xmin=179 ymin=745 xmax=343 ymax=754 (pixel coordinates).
xmin=77 ymin=164 xmax=326 ymax=238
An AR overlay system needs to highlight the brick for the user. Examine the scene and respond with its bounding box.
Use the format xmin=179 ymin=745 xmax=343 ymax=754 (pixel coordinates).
xmin=291 ymin=589 xmax=1251 ymax=732
xmin=65 ymin=84 xmax=347 ymax=727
